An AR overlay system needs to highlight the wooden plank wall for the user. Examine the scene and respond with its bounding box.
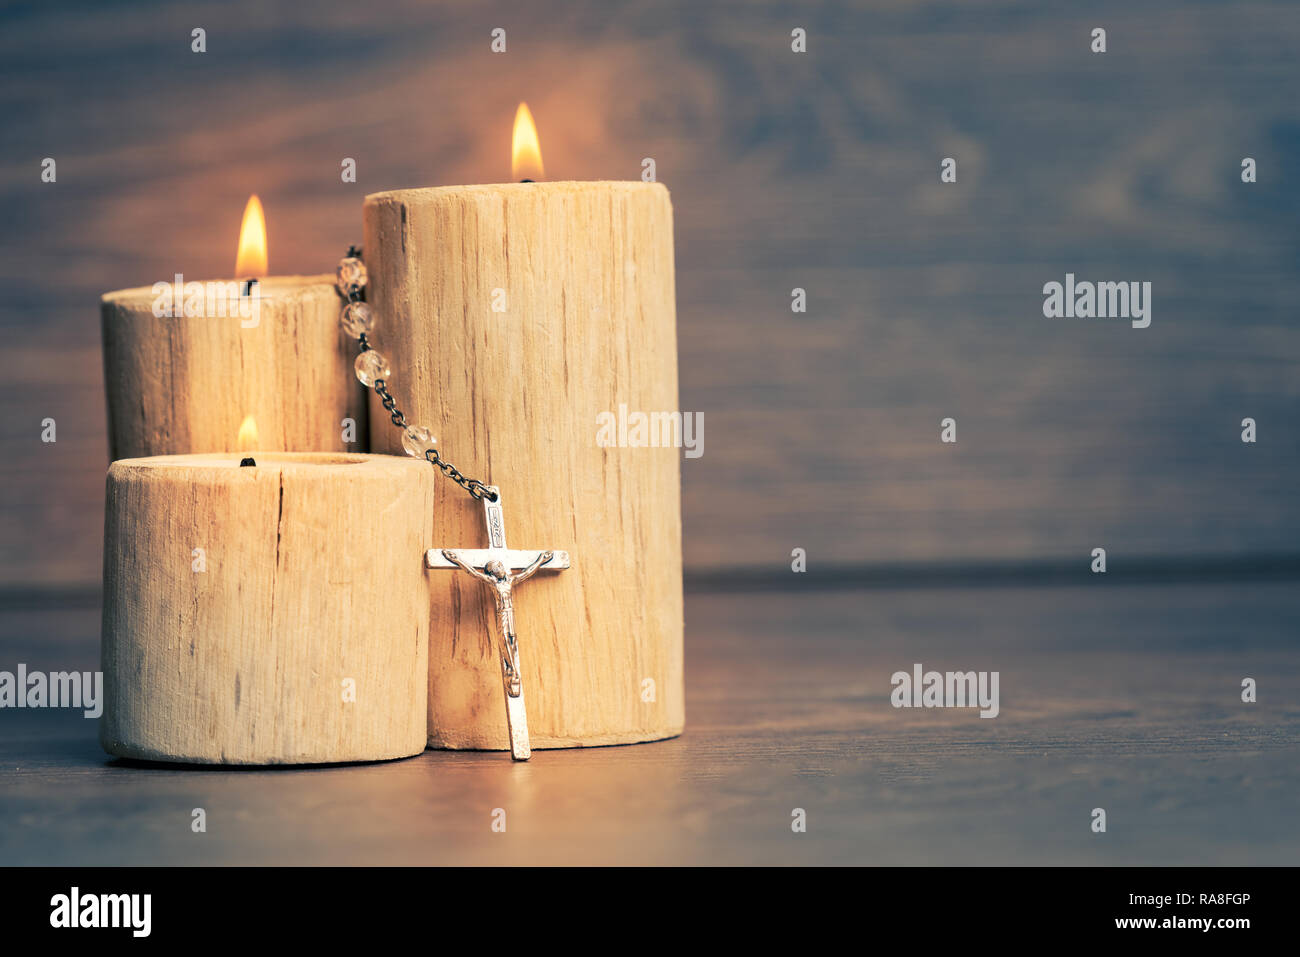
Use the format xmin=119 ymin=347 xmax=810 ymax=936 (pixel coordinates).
xmin=1 ymin=0 xmax=1297 ymax=587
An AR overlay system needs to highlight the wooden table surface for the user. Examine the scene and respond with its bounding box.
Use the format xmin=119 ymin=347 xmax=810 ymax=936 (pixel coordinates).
xmin=2 ymin=580 xmax=1296 ymax=866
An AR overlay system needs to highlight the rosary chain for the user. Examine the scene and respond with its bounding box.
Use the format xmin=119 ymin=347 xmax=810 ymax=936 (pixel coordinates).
xmin=341 ymin=248 xmax=496 ymax=502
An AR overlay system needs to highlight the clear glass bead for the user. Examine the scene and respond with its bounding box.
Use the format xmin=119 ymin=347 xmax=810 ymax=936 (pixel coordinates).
xmin=354 ymin=349 xmax=391 ymax=387
xmin=401 ymin=425 xmax=437 ymax=459
xmin=336 ymin=257 xmax=367 ymax=297
xmin=340 ymin=301 xmax=374 ymax=338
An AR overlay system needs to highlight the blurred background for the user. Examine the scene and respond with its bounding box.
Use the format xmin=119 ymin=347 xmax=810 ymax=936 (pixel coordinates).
xmin=2 ymin=0 xmax=1297 ymax=591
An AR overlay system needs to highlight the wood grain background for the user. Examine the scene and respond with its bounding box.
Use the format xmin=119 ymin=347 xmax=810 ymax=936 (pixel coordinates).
xmin=1 ymin=0 xmax=1297 ymax=588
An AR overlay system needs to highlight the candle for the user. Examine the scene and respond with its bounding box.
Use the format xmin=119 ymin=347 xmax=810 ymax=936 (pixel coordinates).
xmin=363 ymin=104 xmax=684 ymax=750
xmin=100 ymin=196 xmax=366 ymax=461
xmin=99 ymin=450 xmax=434 ymax=765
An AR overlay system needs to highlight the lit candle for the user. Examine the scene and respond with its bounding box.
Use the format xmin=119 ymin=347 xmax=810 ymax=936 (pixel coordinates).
xmin=100 ymin=196 xmax=366 ymax=461
xmin=99 ymin=443 xmax=435 ymax=765
xmin=363 ymin=104 xmax=684 ymax=751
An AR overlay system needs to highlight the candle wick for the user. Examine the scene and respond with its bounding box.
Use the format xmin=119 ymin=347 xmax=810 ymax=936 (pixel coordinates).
xmin=239 ymin=457 xmax=257 ymax=467
xmin=240 ymin=278 xmax=259 ymax=298
xmin=519 ymin=179 xmax=534 ymax=183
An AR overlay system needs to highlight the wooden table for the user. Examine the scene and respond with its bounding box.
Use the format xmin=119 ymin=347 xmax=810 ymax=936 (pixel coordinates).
xmin=1 ymin=581 xmax=1296 ymax=865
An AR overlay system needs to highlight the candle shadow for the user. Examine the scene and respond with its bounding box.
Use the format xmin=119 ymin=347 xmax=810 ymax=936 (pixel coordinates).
xmin=103 ymin=752 xmax=424 ymax=773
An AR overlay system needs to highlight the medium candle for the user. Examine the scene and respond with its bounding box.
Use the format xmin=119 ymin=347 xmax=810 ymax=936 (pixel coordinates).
xmin=100 ymin=196 xmax=366 ymax=461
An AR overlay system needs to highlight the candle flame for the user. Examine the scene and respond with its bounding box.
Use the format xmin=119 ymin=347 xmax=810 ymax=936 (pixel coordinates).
xmin=511 ymin=102 xmax=545 ymax=181
xmin=237 ymin=415 xmax=259 ymax=451
xmin=235 ymin=195 xmax=268 ymax=277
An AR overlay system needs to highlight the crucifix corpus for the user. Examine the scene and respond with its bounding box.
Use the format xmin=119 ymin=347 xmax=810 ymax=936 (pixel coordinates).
xmin=425 ymin=487 xmax=570 ymax=760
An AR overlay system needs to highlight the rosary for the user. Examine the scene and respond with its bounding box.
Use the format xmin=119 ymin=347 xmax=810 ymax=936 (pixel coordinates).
xmin=334 ymin=247 xmax=571 ymax=761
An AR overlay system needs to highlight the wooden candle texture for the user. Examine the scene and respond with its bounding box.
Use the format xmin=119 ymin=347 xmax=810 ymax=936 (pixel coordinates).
xmin=100 ymin=452 xmax=434 ymax=765
xmin=101 ymin=276 xmax=366 ymax=460
xmin=364 ymin=181 xmax=684 ymax=750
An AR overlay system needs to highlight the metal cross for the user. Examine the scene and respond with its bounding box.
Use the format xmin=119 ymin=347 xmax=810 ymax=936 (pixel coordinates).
xmin=425 ymin=487 xmax=570 ymax=760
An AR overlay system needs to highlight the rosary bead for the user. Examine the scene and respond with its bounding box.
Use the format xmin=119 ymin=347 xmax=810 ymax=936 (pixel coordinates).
xmin=336 ymin=257 xmax=367 ymax=297
xmin=340 ymin=301 xmax=374 ymax=338
xmin=401 ymin=425 xmax=437 ymax=459
xmin=354 ymin=349 xmax=391 ymax=387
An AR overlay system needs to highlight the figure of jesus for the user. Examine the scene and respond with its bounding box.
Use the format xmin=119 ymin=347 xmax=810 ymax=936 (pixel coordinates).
xmin=440 ymin=549 xmax=553 ymax=698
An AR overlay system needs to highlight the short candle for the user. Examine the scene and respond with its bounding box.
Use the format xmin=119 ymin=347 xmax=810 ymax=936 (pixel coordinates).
xmin=99 ymin=452 xmax=434 ymax=765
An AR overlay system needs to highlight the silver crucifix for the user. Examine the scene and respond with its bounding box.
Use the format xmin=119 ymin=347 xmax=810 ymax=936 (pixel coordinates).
xmin=426 ymin=487 xmax=570 ymax=760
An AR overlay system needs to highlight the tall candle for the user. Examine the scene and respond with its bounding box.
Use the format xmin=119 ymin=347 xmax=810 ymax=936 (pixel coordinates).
xmin=363 ymin=113 xmax=683 ymax=751
xmin=100 ymin=196 xmax=366 ymax=460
